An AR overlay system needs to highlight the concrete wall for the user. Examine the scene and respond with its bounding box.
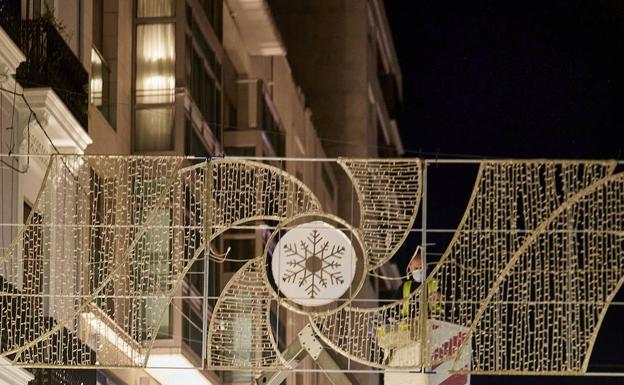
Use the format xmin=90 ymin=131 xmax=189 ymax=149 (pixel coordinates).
xmin=269 ymin=0 xmax=375 ymax=226
xmin=270 ymin=0 xmax=372 ymax=158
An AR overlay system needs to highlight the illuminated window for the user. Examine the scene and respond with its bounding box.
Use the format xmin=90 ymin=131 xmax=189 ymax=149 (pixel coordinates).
xmin=91 ymin=0 xmax=114 ymax=126
xmin=134 ymin=19 xmax=176 ymax=151
xmin=90 ymin=47 xmax=110 ymax=118
xmin=137 ymin=0 xmax=175 ymax=18
xmin=135 ymin=23 xmax=175 ymax=104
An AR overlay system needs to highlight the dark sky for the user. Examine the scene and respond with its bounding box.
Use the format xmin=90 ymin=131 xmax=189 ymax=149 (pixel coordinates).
xmin=385 ymin=0 xmax=624 ymax=159
xmin=384 ymin=1 xmax=624 ymax=384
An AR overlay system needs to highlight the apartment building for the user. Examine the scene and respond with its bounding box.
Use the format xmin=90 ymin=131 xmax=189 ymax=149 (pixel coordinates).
xmin=269 ymin=0 xmax=403 ymax=223
xmin=0 ymin=1 xmax=402 ymax=385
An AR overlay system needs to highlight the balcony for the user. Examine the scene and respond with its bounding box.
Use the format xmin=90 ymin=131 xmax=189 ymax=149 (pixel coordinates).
xmin=0 ymin=0 xmax=88 ymax=129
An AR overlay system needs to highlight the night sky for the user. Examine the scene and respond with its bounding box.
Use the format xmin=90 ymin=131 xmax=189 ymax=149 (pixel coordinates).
xmin=384 ymin=1 xmax=624 ymax=383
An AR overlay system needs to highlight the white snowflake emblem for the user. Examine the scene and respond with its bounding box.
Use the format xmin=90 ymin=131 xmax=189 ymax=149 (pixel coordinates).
xmin=271 ymin=221 xmax=357 ymax=307
xmin=281 ymin=229 xmax=346 ymax=298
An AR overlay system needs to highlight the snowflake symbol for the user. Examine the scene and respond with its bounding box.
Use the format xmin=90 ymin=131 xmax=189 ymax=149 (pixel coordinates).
xmin=280 ymin=229 xmax=346 ymax=298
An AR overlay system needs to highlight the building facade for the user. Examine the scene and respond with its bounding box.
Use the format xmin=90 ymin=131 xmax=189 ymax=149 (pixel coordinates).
xmin=270 ymin=0 xmax=403 ymax=224
xmin=0 ymin=1 xmax=403 ymax=385
xmin=0 ymin=0 xmax=93 ymax=384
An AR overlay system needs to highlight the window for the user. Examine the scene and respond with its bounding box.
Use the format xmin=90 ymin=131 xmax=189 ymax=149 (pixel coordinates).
xmin=261 ymin=98 xmax=285 ymax=157
xmin=222 ymin=315 xmax=253 ymax=383
xmin=134 ymin=19 xmax=176 ymax=151
xmin=199 ymin=0 xmax=223 ymax=39
xmin=187 ymin=28 xmax=223 ymax=139
xmin=182 ymin=299 xmax=203 ymax=357
xmin=93 ymin=0 xmax=104 ymax=50
xmin=190 ymin=48 xmax=216 ymax=123
xmin=137 ymin=0 xmax=175 ymax=18
xmin=181 ymin=184 xmax=207 ymax=355
xmin=185 ymin=6 xmax=223 ymax=143
xmin=119 ymin=176 xmax=174 ymax=340
xmin=135 ymin=23 xmax=175 ymax=104
xmin=227 ymin=98 xmax=237 ymax=129
xmin=185 ymin=118 xmax=212 ymax=157
xmin=91 ymin=0 xmax=115 ymax=127
xmin=269 ymin=304 xmax=286 ymax=351
xmin=25 ymin=0 xmax=43 ymax=18
xmin=138 ymin=206 xmax=172 ymax=339
xmin=135 ymin=107 xmax=174 ymax=151
xmin=91 ymin=47 xmax=111 ymax=119
xmin=97 ymin=371 xmax=120 ymax=385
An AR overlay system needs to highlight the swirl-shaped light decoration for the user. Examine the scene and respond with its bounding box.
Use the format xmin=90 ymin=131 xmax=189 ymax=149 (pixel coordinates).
xmin=311 ymin=160 xmax=618 ymax=373
xmin=3 ymin=156 xmax=624 ymax=377
xmin=0 ymin=156 xmax=323 ymax=368
xmin=451 ymin=169 xmax=624 ymax=374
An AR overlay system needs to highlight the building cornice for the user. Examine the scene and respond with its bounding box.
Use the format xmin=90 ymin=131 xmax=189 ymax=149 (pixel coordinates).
xmin=21 ymin=88 xmax=92 ymax=153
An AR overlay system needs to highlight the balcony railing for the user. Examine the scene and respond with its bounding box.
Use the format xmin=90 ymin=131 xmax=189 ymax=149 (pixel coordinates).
xmin=0 ymin=0 xmax=89 ymax=129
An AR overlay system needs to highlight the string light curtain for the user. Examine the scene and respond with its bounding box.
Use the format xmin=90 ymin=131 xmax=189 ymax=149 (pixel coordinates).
xmin=426 ymin=161 xmax=617 ymax=373
xmin=0 ymin=155 xmax=623 ymax=377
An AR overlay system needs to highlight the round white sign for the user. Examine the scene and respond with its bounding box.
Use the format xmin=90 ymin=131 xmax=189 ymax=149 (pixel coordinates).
xmin=271 ymin=221 xmax=357 ymax=307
